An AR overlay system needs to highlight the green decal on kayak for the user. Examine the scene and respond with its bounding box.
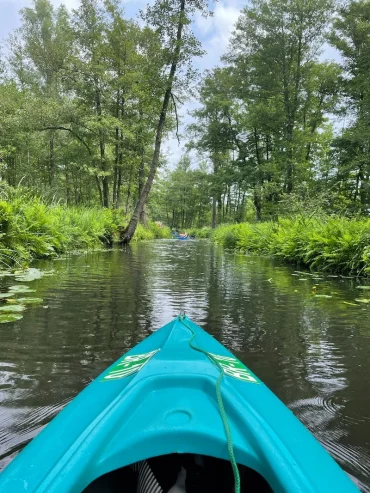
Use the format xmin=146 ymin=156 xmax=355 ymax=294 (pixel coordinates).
xmin=102 ymin=350 xmax=159 ymax=381
xmin=210 ymin=354 xmax=259 ymax=383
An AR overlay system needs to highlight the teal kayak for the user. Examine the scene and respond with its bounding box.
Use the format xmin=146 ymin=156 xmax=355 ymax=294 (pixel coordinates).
xmin=0 ymin=315 xmax=359 ymax=492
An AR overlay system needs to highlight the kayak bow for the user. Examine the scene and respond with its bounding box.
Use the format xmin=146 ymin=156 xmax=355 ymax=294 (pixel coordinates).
xmin=0 ymin=316 xmax=359 ymax=492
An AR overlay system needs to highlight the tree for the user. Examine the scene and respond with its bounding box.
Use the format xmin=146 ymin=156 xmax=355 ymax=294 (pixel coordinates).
xmin=225 ymin=0 xmax=334 ymax=195
xmin=12 ymin=0 xmax=73 ymax=186
xmin=329 ymin=0 xmax=370 ymax=212
xmin=120 ymin=0 xmax=211 ymax=243
xmin=151 ymin=156 xmax=212 ymax=227
xmin=188 ymin=68 xmax=236 ymax=227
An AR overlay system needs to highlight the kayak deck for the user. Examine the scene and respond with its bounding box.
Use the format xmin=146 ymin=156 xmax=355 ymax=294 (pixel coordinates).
xmin=0 ymin=316 xmax=359 ymax=492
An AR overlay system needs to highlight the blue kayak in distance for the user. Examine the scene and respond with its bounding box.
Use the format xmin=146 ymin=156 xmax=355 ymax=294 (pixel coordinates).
xmin=172 ymin=234 xmax=192 ymax=240
xmin=0 ymin=316 xmax=359 ymax=492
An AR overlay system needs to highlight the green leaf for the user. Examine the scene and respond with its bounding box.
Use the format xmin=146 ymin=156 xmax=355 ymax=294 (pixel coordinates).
xmin=17 ymin=297 xmax=43 ymax=305
xmin=0 ymin=304 xmax=26 ymax=312
xmin=0 ymin=292 xmax=16 ymax=299
xmin=354 ymin=299 xmax=370 ymax=304
xmin=14 ymin=268 xmax=43 ymax=282
xmin=8 ymin=285 xmax=36 ymax=293
xmin=0 ymin=313 xmax=23 ymax=323
xmin=314 ymin=294 xmax=332 ymax=298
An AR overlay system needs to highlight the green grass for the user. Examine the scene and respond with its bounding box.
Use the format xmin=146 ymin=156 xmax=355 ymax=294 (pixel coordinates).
xmin=0 ymin=187 xmax=171 ymax=267
xmin=187 ymin=227 xmax=213 ymax=238
xmin=210 ymin=216 xmax=370 ymax=276
xmin=132 ymin=222 xmax=172 ymax=241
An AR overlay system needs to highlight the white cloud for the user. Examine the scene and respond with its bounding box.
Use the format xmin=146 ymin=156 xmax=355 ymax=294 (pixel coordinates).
xmin=194 ymin=0 xmax=242 ymax=69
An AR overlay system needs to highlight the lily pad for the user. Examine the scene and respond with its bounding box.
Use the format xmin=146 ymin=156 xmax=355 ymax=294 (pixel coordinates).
xmin=0 ymin=313 xmax=23 ymax=323
xmin=6 ymin=299 xmax=18 ymax=304
xmin=354 ymin=299 xmax=370 ymax=304
xmin=343 ymin=302 xmax=358 ymax=306
xmin=0 ymin=292 xmax=15 ymax=299
xmin=356 ymin=286 xmax=370 ymax=290
xmin=14 ymin=268 xmax=43 ymax=282
xmin=314 ymin=294 xmax=333 ymax=299
xmin=17 ymin=298 xmax=43 ymax=305
xmin=0 ymin=304 xmax=26 ymax=313
xmin=8 ymin=285 xmax=36 ymax=294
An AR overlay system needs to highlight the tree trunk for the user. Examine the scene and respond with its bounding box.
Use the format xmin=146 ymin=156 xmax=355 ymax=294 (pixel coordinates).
xmin=116 ymin=130 xmax=124 ymax=209
xmin=125 ymin=164 xmax=134 ymax=214
xmin=95 ymin=175 xmax=103 ymax=206
xmin=212 ymin=196 xmax=217 ymax=229
xmin=138 ymin=149 xmax=145 ymax=207
xmin=96 ymin=86 xmax=109 ymax=207
xmin=121 ymin=0 xmax=186 ymax=244
xmin=217 ymin=194 xmax=222 ymax=223
xmin=66 ymin=167 xmax=71 ymax=205
xmin=254 ymin=188 xmax=262 ymax=221
xmin=49 ymin=133 xmax=55 ymax=186
xmin=113 ymin=127 xmax=119 ymax=206
xmin=140 ymin=206 xmax=148 ymax=225
xmin=116 ymin=168 xmax=122 ymax=209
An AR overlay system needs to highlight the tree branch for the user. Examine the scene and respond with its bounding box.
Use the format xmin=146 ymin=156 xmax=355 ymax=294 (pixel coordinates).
xmin=39 ymin=126 xmax=92 ymax=155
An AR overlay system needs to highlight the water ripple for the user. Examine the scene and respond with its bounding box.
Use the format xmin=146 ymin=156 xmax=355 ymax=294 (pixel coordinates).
xmin=0 ymin=243 xmax=369 ymax=490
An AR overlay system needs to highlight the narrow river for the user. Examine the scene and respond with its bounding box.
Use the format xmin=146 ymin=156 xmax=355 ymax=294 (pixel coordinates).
xmin=1 ymin=240 xmax=369 ymax=491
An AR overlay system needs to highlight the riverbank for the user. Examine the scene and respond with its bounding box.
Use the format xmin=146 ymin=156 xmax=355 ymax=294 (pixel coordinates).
xmin=0 ymin=195 xmax=171 ymax=267
xmin=191 ymin=217 xmax=370 ymax=276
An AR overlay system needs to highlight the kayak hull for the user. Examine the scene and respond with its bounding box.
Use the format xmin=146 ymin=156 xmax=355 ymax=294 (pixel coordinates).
xmin=0 ymin=316 xmax=359 ymax=492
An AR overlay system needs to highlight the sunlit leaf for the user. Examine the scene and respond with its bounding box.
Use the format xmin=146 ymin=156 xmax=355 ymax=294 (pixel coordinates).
xmin=0 ymin=292 xmax=15 ymax=299
xmin=0 ymin=304 xmax=26 ymax=312
xmin=0 ymin=313 xmax=23 ymax=323
xmin=354 ymin=299 xmax=370 ymax=304
xmin=8 ymin=285 xmax=36 ymax=293
xmin=17 ymin=298 xmax=43 ymax=305
xmin=314 ymin=294 xmax=332 ymax=299
xmin=356 ymin=286 xmax=370 ymax=290
xmin=14 ymin=268 xmax=43 ymax=282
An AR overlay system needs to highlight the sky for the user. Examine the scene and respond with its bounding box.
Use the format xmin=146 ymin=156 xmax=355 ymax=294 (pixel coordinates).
xmin=0 ymin=0 xmax=339 ymax=167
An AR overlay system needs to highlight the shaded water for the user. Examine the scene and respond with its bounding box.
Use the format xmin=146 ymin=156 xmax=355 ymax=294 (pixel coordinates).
xmin=0 ymin=240 xmax=370 ymax=490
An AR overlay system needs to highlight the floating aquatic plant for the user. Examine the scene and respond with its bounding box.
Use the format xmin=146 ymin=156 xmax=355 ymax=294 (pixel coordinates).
xmin=0 ymin=313 xmax=23 ymax=323
xmin=0 ymin=304 xmax=26 ymax=312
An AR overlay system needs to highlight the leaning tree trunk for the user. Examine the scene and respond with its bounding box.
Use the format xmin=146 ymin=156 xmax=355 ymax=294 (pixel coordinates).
xmin=121 ymin=0 xmax=186 ymax=244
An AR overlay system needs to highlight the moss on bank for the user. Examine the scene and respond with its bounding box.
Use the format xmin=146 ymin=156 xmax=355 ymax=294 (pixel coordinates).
xmin=193 ymin=217 xmax=370 ymax=276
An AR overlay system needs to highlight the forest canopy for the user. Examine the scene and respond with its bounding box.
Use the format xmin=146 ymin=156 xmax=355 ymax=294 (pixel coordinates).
xmin=0 ymin=0 xmax=370 ymax=233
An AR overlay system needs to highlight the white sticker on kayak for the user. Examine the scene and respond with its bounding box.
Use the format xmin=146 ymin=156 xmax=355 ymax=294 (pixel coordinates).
xmin=210 ymin=354 xmax=259 ymax=383
xmin=102 ymin=349 xmax=160 ymax=381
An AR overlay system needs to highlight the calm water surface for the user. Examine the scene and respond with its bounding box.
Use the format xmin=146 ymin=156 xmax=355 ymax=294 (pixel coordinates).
xmin=0 ymin=241 xmax=370 ymax=490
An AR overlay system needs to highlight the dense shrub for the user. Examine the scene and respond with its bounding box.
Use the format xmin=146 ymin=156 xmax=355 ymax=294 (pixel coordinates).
xmin=0 ymin=187 xmax=171 ymax=266
xmin=132 ymin=222 xmax=172 ymax=241
xmin=187 ymin=227 xmax=213 ymax=238
xmin=212 ymin=216 xmax=370 ymax=275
